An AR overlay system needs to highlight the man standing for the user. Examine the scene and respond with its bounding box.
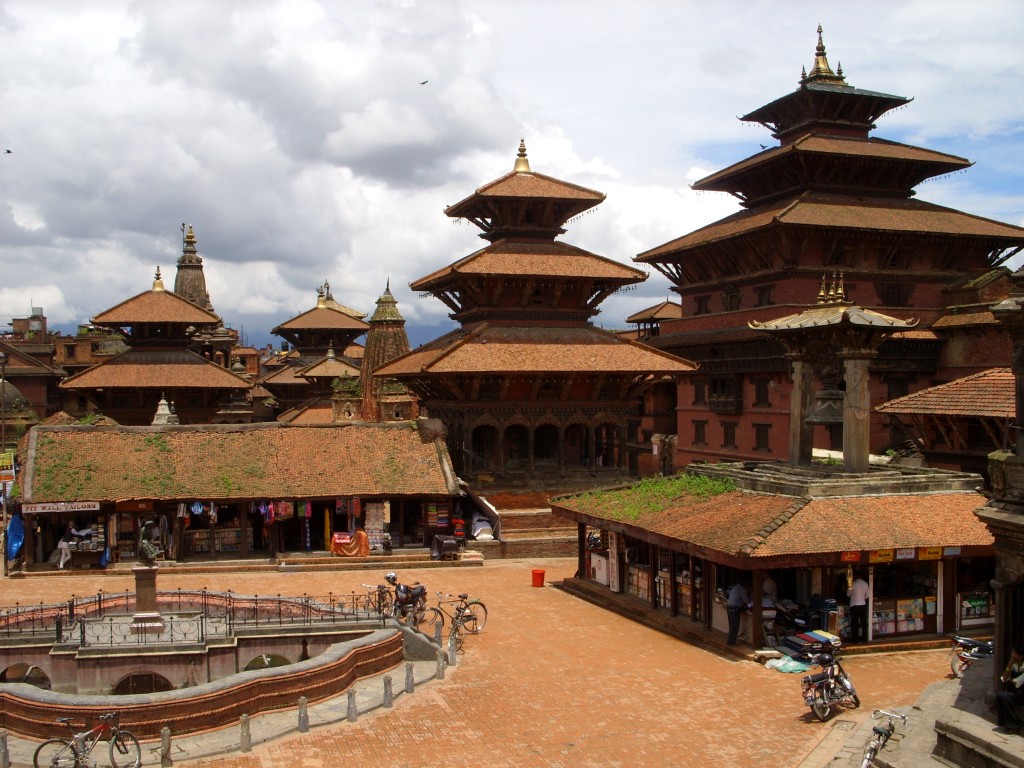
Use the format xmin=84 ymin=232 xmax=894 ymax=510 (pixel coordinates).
xmin=996 ymin=643 xmax=1024 ymax=732
xmin=726 ymin=581 xmax=750 ymax=646
xmin=847 ymin=571 xmax=870 ymax=644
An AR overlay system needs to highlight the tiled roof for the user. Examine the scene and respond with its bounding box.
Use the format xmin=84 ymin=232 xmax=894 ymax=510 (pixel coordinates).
xmin=374 ymin=324 xmax=696 ymax=376
xmin=876 ymin=368 xmax=1013 ymax=417
xmin=626 ymin=301 xmax=684 ymax=323
xmin=272 ymin=305 xmax=370 ymax=333
xmin=296 ymin=356 xmax=361 ymax=379
xmin=554 ymin=486 xmax=990 ymax=561
xmin=931 ymin=312 xmax=999 ymax=328
xmin=410 ymin=240 xmax=644 ymax=290
xmin=445 ymin=170 xmax=604 ymax=215
xmin=278 ymin=402 xmax=336 ymax=425
xmin=750 ymin=303 xmax=916 ymax=331
xmin=59 ymin=348 xmax=251 ymax=390
xmin=92 ymin=289 xmax=220 ymax=326
xmin=751 ymin=494 xmax=992 ymax=556
xmin=23 ymin=422 xmax=457 ymax=502
xmin=637 ymin=193 xmax=1024 ymax=261
xmin=693 ymin=135 xmax=970 ymax=191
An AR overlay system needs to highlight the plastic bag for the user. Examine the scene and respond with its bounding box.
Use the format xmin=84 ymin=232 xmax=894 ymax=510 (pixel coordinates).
xmin=766 ymin=657 xmax=810 ymax=673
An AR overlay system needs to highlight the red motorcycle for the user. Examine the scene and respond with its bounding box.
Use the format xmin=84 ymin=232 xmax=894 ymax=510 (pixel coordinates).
xmin=949 ymin=636 xmax=993 ymax=678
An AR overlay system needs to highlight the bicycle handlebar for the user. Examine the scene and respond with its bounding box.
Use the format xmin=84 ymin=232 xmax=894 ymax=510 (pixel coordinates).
xmin=872 ymin=709 xmax=908 ymax=723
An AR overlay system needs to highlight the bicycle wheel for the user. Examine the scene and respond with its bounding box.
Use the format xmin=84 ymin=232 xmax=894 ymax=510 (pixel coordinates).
xmin=463 ymin=600 xmax=487 ymax=633
xmin=449 ymin=621 xmax=465 ymax=652
xmin=109 ymin=730 xmax=141 ymax=768
xmin=33 ymin=739 xmax=77 ymax=768
xmin=421 ymin=607 xmax=444 ymax=632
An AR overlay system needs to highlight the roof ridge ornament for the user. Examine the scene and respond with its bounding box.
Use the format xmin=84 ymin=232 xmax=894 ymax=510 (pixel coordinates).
xmin=800 ymin=24 xmax=846 ymax=87
xmin=513 ymin=138 xmax=531 ymax=173
xmin=153 ymin=266 xmax=165 ymax=292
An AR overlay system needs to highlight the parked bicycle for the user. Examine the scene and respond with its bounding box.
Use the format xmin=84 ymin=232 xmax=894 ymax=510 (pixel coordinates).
xmin=421 ymin=592 xmax=488 ymax=635
xmin=34 ymin=712 xmax=141 ymax=768
xmin=361 ymin=582 xmax=393 ymax=615
xmin=859 ymin=709 xmax=908 ymax=768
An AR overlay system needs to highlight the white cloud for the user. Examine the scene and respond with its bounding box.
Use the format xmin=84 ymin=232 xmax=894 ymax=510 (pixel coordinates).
xmin=0 ymin=0 xmax=1022 ymax=347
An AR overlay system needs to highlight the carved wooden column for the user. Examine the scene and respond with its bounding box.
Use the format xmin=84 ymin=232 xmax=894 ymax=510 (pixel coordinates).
xmin=841 ymin=349 xmax=876 ymax=473
xmin=788 ymin=354 xmax=816 ymax=466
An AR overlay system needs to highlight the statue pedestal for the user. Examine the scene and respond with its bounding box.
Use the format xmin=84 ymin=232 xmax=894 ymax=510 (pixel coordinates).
xmin=131 ymin=565 xmax=165 ymax=634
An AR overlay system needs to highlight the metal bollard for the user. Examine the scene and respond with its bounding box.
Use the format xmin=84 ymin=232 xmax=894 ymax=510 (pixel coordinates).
xmin=160 ymin=726 xmax=172 ymax=768
xmin=240 ymin=714 xmax=251 ymax=753
xmin=298 ymin=696 xmax=309 ymax=733
xmin=447 ymin=633 xmax=458 ymax=667
xmin=0 ymin=730 xmax=9 ymax=768
xmin=436 ymin=648 xmax=446 ymax=680
xmin=405 ymin=662 xmax=415 ymax=694
xmin=347 ymin=690 xmax=358 ymax=722
xmin=434 ymin=622 xmax=442 ymax=645
xmin=383 ymin=675 xmax=393 ymax=708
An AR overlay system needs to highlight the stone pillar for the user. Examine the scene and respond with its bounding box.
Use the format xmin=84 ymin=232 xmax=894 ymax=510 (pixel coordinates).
xmin=841 ymin=351 xmax=875 ymax=473
xmin=131 ymin=566 xmax=165 ymax=633
xmin=788 ymin=356 xmax=816 ymax=466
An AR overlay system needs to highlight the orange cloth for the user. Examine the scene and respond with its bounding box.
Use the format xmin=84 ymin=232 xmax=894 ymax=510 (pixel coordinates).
xmin=331 ymin=529 xmax=370 ymax=557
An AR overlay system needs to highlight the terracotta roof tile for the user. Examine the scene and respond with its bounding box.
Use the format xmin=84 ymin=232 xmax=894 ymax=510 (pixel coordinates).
xmin=60 ymin=348 xmax=250 ymax=390
xmin=626 ymin=301 xmax=684 ymax=323
xmin=92 ymin=289 xmax=220 ymax=326
xmin=876 ymin=368 xmax=1013 ymax=417
xmin=555 ymin=485 xmax=991 ymax=560
xmin=445 ymin=170 xmax=604 ymax=214
xmin=411 ymin=241 xmax=644 ymax=290
xmin=273 ymin=305 xmax=369 ymax=333
xmin=693 ymin=135 xmax=970 ymax=191
xmin=24 ymin=422 xmax=456 ymax=502
xmin=931 ymin=312 xmax=999 ymax=328
xmin=375 ymin=324 xmax=696 ymax=376
xmin=638 ymin=193 xmax=1024 ymax=261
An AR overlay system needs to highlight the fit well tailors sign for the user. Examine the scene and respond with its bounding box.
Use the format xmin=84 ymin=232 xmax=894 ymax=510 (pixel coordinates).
xmin=22 ymin=501 xmax=101 ymax=514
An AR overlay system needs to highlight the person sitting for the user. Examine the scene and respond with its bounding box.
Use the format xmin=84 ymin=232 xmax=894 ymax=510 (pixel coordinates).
xmin=996 ymin=643 xmax=1024 ymax=732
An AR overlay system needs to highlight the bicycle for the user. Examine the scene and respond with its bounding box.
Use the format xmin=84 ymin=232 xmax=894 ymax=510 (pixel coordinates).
xmin=361 ymin=583 xmax=393 ymax=616
xmin=859 ymin=709 xmax=908 ymax=768
xmin=34 ymin=712 xmax=141 ymax=768
xmin=421 ymin=592 xmax=488 ymax=635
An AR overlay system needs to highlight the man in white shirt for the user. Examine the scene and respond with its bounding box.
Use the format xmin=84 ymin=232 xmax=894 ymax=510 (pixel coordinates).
xmin=847 ymin=572 xmax=870 ymax=643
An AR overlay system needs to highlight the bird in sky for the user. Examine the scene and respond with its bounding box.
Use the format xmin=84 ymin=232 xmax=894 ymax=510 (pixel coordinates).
xmin=420 ymin=80 xmax=428 ymax=85
xmin=3 ymin=149 xmax=10 ymax=154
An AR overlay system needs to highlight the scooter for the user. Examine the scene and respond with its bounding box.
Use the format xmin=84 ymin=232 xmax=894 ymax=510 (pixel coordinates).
xmin=801 ymin=652 xmax=859 ymax=721
xmin=949 ymin=636 xmax=993 ymax=678
xmin=385 ymin=572 xmax=426 ymax=625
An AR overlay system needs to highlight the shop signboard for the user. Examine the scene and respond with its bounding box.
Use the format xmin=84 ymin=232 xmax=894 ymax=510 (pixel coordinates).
xmin=869 ymin=549 xmax=894 ymax=563
xmin=918 ymin=547 xmax=942 ymax=560
xmin=0 ymin=452 xmax=14 ymax=483
xmin=841 ymin=551 xmax=861 ymax=562
xmin=895 ymin=548 xmax=915 ymax=560
xmin=22 ymin=501 xmax=100 ymax=514
xmin=943 ymin=547 xmax=962 ymax=556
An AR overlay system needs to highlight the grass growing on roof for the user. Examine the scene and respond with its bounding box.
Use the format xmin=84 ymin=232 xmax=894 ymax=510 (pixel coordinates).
xmin=566 ymin=473 xmax=735 ymax=521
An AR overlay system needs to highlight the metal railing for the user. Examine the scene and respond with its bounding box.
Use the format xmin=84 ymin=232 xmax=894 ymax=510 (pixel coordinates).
xmin=0 ymin=588 xmax=389 ymax=647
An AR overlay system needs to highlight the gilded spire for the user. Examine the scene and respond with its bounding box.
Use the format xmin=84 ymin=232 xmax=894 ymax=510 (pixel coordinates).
xmin=153 ymin=266 xmax=165 ymax=292
xmin=326 ymin=342 xmax=336 ymax=360
xmin=817 ymin=274 xmax=828 ymax=304
xmin=801 ymin=25 xmax=846 ymax=86
xmin=316 ymin=285 xmax=327 ymax=308
xmin=513 ymin=138 xmax=531 ymax=173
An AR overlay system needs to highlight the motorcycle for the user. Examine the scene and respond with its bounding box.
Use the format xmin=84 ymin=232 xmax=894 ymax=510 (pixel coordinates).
xmin=801 ymin=652 xmax=859 ymax=721
xmin=385 ymin=571 xmax=426 ymax=625
xmin=949 ymin=636 xmax=993 ymax=678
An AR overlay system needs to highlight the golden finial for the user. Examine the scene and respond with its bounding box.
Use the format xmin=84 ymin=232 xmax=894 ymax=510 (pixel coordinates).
xmin=316 ymin=286 xmax=327 ymax=308
xmin=153 ymin=266 xmax=165 ymax=292
xmin=326 ymin=342 xmax=336 ymax=360
xmin=827 ymin=272 xmax=838 ymax=302
xmin=817 ymin=274 xmax=828 ymax=304
xmin=802 ymin=24 xmax=843 ymax=85
xmin=185 ymin=225 xmax=196 ymax=246
xmin=837 ymin=273 xmax=846 ymax=302
xmin=513 ymin=138 xmax=532 ymax=173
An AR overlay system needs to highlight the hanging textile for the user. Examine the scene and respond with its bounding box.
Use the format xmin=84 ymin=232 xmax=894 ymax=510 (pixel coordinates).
xmin=303 ymin=501 xmax=312 ymax=519
xmin=324 ymin=510 xmax=331 ymax=547
xmin=304 ymin=517 xmax=311 ymax=551
xmin=177 ymin=502 xmax=187 ymax=518
xmin=209 ymin=502 xmax=218 ymax=524
xmin=190 ymin=501 xmax=204 ymax=516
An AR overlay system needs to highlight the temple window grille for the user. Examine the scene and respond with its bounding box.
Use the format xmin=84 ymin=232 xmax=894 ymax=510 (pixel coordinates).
xmin=721 ymin=421 xmax=738 ymax=449
xmin=753 ymin=423 xmax=771 ymax=452
xmin=692 ymin=420 xmax=707 ymax=446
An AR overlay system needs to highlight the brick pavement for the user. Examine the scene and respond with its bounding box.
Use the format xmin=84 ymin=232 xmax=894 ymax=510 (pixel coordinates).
xmin=1 ymin=558 xmax=950 ymax=767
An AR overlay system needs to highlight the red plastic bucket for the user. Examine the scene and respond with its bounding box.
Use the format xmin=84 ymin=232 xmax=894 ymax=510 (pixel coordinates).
xmin=531 ymin=569 xmax=545 ymax=588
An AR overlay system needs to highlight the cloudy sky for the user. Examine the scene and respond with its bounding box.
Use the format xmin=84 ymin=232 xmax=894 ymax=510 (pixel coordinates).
xmin=2 ymin=1 xmax=1023 ymax=350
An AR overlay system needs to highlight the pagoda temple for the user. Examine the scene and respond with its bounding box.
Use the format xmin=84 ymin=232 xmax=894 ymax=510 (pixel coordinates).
xmin=635 ymin=27 xmax=1024 ymax=470
xmin=59 ymin=268 xmax=252 ymax=425
xmin=173 ymin=225 xmax=238 ymax=367
xmin=258 ymin=281 xmax=369 ymax=415
xmin=375 ymin=141 xmax=696 ymax=493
